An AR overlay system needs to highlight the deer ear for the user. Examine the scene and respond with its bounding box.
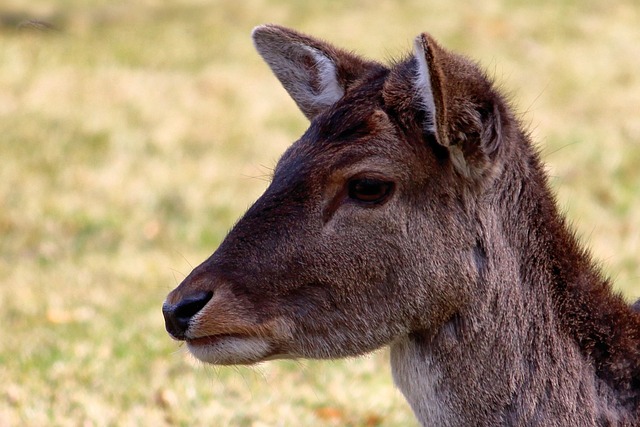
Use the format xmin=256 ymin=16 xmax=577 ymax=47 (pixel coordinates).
xmin=413 ymin=33 xmax=449 ymax=146
xmin=252 ymin=24 xmax=379 ymax=120
xmin=413 ymin=33 xmax=504 ymax=180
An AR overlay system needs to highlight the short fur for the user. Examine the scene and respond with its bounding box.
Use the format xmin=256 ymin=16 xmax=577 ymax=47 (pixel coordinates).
xmin=163 ymin=25 xmax=640 ymax=426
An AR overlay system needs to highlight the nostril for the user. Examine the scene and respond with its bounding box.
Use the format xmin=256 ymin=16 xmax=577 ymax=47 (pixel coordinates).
xmin=175 ymin=291 xmax=213 ymax=321
xmin=163 ymin=291 xmax=213 ymax=339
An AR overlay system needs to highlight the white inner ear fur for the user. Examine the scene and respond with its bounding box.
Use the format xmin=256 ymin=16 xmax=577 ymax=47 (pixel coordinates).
xmin=301 ymin=45 xmax=344 ymax=109
xmin=412 ymin=38 xmax=437 ymax=135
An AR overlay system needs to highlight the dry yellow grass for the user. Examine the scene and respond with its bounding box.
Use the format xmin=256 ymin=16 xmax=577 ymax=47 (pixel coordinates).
xmin=1 ymin=1 xmax=639 ymax=426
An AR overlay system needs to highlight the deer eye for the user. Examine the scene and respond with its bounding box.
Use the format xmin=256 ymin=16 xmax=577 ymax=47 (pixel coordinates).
xmin=347 ymin=178 xmax=394 ymax=204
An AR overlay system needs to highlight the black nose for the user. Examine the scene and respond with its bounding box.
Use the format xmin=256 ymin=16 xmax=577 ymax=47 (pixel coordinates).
xmin=162 ymin=291 xmax=213 ymax=339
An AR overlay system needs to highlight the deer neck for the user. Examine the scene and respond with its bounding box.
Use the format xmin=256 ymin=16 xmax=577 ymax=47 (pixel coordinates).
xmin=390 ymin=146 xmax=637 ymax=426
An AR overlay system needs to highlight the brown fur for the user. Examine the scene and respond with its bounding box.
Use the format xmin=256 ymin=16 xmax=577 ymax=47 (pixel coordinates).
xmin=163 ymin=25 xmax=640 ymax=426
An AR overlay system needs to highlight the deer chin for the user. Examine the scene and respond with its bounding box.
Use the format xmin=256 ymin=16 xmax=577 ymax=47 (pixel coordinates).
xmin=184 ymin=314 xmax=295 ymax=365
xmin=186 ymin=334 xmax=274 ymax=365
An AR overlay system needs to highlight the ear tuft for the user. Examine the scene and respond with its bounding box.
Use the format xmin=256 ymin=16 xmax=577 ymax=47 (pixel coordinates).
xmin=412 ymin=35 xmax=437 ymax=136
xmin=412 ymin=33 xmax=452 ymax=147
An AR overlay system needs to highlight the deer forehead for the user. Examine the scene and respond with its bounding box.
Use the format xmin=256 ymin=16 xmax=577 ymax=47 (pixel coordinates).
xmin=274 ymin=107 xmax=413 ymax=183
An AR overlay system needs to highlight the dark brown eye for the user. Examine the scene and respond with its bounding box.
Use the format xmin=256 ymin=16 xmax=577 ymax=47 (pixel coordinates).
xmin=347 ymin=178 xmax=394 ymax=204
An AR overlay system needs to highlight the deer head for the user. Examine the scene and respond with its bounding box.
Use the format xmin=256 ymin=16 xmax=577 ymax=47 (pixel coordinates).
xmin=162 ymin=24 xmax=512 ymax=365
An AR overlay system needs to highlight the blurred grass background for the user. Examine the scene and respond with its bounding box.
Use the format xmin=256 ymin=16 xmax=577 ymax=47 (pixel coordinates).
xmin=0 ymin=0 xmax=638 ymax=426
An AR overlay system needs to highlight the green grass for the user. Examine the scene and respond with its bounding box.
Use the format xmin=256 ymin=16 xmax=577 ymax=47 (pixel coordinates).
xmin=1 ymin=1 xmax=639 ymax=426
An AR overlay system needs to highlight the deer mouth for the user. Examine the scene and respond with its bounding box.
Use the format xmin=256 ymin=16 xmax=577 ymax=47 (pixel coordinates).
xmin=186 ymin=333 xmax=244 ymax=347
xmin=185 ymin=333 xmax=274 ymax=365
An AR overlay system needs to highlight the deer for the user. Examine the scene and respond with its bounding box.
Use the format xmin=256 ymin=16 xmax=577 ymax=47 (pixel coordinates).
xmin=162 ymin=24 xmax=640 ymax=426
